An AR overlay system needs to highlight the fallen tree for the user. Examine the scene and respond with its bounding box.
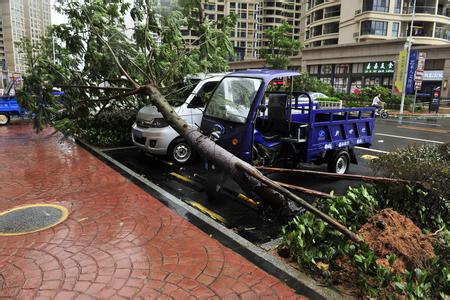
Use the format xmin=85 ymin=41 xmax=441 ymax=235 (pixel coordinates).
xmin=18 ymin=0 xmax=361 ymax=242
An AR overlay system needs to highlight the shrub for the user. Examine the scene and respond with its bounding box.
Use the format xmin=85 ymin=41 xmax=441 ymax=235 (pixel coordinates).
xmin=316 ymin=96 xmax=341 ymax=102
xmin=54 ymin=108 xmax=138 ymax=146
xmin=281 ymin=185 xmax=450 ymax=298
xmin=282 ymin=186 xmax=378 ymax=266
xmin=370 ymin=143 xmax=450 ymax=231
xmin=293 ymin=74 xmax=334 ymax=96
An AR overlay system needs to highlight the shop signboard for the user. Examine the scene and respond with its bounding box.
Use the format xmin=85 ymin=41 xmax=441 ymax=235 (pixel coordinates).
xmin=423 ymin=70 xmax=443 ymax=81
xmin=414 ymin=52 xmax=427 ymax=90
xmin=394 ymin=50 xmax=408 ymax=93
xmin=363 ymin=61 xmax=395 ymax=74
xmin=406 ymin=50 xmax=418 ymax=94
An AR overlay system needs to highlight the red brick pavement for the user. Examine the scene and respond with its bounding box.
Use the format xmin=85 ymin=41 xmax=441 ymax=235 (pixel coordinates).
xmin=0 ymin=123 xmax=305 ymax=299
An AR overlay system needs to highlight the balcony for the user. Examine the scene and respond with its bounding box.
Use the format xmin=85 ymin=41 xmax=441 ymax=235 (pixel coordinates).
xmin=403 ymin=5 xmax=437 ymax=14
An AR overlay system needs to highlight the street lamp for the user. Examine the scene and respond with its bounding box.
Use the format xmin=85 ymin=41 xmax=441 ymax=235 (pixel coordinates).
xmin=400 ymin=0 xmax=416 ymax=114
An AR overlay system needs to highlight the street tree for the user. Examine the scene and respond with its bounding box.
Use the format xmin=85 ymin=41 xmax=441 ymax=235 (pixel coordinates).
xmin=260 ymin=22 xmax=301 ymax=69
xmin=18 ymin=0 xmax=361 ymax=242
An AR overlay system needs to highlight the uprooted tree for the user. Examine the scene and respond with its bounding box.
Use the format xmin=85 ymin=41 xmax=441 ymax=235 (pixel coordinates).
xmin=18 ymin=0 xmax=361 ymax=242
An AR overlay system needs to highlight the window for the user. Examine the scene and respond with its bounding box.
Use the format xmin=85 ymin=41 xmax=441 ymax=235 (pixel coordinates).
xmin=394 ymin=0 xmax=401 ymax=13
xmin=361 ymin=20 xmax=388 ymax=36
xmin=333 ymin=77 xmax=348 ymax=93
xmin=335 ymin=64 xmax=349 ymax=74
xmin=321 ymin=65 xmax=332 ymax=74
xmin=392 ymin=22 xmax=399 ymax=37
xmin=352 ymin=63 xmax=364 ymax=73
xmin=363 ymin=0 xmax=390 ymax=12
xmin=308 ymin=65 xmax=319 ymax=74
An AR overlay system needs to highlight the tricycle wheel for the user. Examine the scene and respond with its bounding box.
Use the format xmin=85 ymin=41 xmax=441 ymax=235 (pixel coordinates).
xmin=328 ymin=150 xmax=350 ymax=174
xmin=0 ymin=113 xmax=10 ymax=126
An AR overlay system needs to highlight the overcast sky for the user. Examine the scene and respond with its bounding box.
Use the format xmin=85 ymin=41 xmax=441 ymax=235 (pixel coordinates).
xmin=51 ymin=0 xmax=68 ymax=25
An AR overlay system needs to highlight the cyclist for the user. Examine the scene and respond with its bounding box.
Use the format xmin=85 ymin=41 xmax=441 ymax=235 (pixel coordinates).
xmin=372 ymin=94 xmax=385 ymax=115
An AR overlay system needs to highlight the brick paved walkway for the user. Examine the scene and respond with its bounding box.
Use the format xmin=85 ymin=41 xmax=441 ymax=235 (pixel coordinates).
xmin=0 ymin=123 xmax=304 ymax=299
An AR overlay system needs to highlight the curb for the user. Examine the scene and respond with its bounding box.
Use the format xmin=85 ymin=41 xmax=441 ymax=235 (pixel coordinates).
xmin=76 ymin=139 xmax=346 ymax=300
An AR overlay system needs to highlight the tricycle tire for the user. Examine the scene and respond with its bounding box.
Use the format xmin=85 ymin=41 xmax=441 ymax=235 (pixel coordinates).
xmin=327 ymin=150 xmax=350 ymax=174
xmin=0 ymin=113 xmax=10 ymax=126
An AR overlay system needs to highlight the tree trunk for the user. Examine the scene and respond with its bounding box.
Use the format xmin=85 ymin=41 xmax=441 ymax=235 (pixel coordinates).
xmin=143 ymin=84 xmax=362 ymax=243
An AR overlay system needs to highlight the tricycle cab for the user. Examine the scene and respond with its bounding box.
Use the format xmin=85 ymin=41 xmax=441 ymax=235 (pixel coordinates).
xmin=201 ymin=69 xmax=376 ymax=173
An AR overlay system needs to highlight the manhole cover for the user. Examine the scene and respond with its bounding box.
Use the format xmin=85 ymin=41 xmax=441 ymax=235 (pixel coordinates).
xmin=0 ymin=204 xmax=68 ymax=236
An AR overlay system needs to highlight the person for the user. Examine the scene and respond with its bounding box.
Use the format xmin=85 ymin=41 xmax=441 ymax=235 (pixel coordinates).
xmin=372 ymin=93 xmax=385 ymax=115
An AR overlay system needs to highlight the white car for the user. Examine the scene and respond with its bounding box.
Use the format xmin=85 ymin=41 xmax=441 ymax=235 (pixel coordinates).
xmin=297 ymin=92 xmax=329 ymax=103
xmin=131 ymin=74 xmax=225 ymax=164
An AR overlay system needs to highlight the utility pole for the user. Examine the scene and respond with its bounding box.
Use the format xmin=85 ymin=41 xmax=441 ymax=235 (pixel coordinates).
xmin=400 ymin=0 xmax=416 ymax=114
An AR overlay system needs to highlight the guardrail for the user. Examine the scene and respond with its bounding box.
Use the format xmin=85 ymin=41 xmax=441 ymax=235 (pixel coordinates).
xmin=318 ymin=100 xmax=343 ymax=109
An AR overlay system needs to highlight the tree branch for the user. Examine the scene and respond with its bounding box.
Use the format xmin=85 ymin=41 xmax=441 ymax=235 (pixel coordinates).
xmin=123 ymin=54 xmax=153 ymax=83
xmin=77 ymin=87 xmax=142 ymax=103
xmin=56 ymin=84 xmax=133 ymax=92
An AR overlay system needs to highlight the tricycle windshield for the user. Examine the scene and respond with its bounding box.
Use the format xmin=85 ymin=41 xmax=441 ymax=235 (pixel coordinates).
xmin=204 ymin=77 xmax=262 ymax=124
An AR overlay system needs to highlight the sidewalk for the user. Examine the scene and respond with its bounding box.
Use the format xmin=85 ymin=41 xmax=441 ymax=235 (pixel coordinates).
xmin=0 ymin=123 xmax=304 ymax=299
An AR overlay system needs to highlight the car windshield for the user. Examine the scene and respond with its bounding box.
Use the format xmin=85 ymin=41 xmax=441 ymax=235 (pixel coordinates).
xmin=204 ymin=77 xmax=262 ymax=124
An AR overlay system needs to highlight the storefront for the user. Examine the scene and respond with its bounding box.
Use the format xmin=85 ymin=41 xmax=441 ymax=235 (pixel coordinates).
xmin=301 ymin=40 xmax=450 ymax=98
xmin=307 ymin=60 xmax=395 ymax=94
xmin=228 ymin=40 xmax=450 ymax=99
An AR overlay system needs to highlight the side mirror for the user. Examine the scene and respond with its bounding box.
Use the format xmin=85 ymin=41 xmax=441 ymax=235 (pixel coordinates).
xmin=258 ymin=104 xmax=266 ymax=113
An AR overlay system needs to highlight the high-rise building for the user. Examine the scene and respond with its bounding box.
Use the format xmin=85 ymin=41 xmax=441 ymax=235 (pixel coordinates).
xmin=182 ymin=0 xmax=302 ymax=61
xmin=0 ymin=0 xmax=51 ymax=87
xmin=302 ymin=0 xmax=450 ymax=48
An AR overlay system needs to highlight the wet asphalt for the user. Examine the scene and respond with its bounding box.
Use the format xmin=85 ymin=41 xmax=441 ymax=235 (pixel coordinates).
xmin=104 ymin=117 xmax=449 ymax=246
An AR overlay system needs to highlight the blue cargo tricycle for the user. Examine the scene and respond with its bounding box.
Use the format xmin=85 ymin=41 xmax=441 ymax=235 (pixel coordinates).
xmin=201 ymin=70 xmax=376 ymax=174
xmin=0 ymin=79 xmax=25 ymax=126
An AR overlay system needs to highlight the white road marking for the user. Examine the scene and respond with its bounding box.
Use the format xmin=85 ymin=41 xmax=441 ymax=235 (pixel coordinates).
xmin=382 ymin=119 xmax=442 ymax=127
xmin=355 ymin=146 xmax=390 ymax=154
xmin=375 ymin=133 xmax=445 ymax=144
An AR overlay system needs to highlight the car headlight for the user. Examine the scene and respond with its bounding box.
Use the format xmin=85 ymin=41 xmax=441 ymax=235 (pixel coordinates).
xmin=148 ymin=118 xmax=169 ymax=128
xmin=136 ymin=118 xmax=169 ymax=128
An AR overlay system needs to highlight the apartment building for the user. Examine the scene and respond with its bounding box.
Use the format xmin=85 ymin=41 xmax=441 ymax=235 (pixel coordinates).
xmin=182 ymin=0 xmax=302 ymax=61
xmin=302 ymin=0 xmax=450 ymax=48
xmin=0 ymin=0 xmax=51 ymax=88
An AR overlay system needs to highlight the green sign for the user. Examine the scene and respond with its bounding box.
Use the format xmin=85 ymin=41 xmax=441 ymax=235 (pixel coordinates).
xmin=364 ymin=61 xmax=395 ymax=74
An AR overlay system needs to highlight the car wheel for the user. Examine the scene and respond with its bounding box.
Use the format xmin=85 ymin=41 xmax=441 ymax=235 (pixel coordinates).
xmin=0 ymin=114 xmax=10 ymax=126
xmin=168 ymin=138 xmax=193 ymax=165
xmin=327 ymin=150 xmax=350 ymax=174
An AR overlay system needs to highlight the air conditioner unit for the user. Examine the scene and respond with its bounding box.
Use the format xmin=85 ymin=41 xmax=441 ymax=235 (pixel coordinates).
xmin=355 ymin=9 xmax=361 ymax=15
